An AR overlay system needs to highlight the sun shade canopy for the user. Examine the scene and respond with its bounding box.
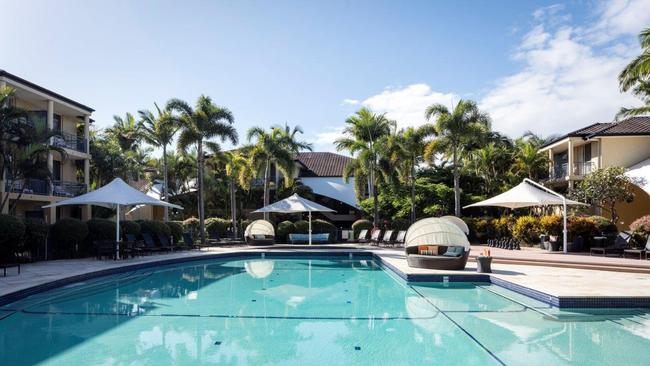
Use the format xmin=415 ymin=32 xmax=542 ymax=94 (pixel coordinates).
xmin=463 ymin=180 xmax=586 ymax=209
xmin=440 ymin=215 xmax=470 ymax=235
xmin=244 ymin=219 xmax=275 ymax=238
xmin=43 ymin=178 xmax=183 ymax=210
xmin=405 ymin=217 xmax=470 ymax=251
xmin=253 ymin=193 xmax=335 ymax=213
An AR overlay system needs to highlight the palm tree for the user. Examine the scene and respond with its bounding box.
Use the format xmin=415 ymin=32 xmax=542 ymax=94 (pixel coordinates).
xmin=106 ymin=113 xmax=141 ymax=152
xmin=618 ymin=27 xmax=650 ymax=118
xmin=246 ymin=124 xmax=312 ymax=220
xmin=511 ymin=138 xmax=549 ymax=180
xmin=423 ymin=100 xmax=491 ymax=216
xmin=335 ymin=107 xmax=394 ymax=226
xmin=167 ymin=96 xmax=237 ymax=245
xmin=138 ymin=103 xmax=181 ymax=221
xmin=390 ymin=126 xmax=436 ymax=223
xmin=208 ymin=150 xmax=248 ymax=237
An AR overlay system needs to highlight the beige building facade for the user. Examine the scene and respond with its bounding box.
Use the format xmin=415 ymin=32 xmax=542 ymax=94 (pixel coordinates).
xmin=0 ymin=70 xmax=93 ymax=223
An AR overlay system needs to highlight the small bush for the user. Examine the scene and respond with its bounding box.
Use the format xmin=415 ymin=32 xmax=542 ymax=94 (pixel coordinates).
xmin=589 ymin=215 xmax=617 ymax=234
xmin=473 ymin=217 xmax=496 ymax=242
xmin=352 ymin=219 xmax=373 ymax=239
xmin=294 ymin=220 xmax=309 ymax=234
xmin=540 ymin=215 xmax=563 ymax=237
xmin=51 ymin=218 xmax=89 ymax=258
xmin=391 ymin=218 xmax=410 ymax=231
xmin=167 ymin=221 xmax=184 ymax=243
xmin=182 ymin=217 xmax=200 ymax=237
xmin=205 ymin=217 xmax=231 ymax=237
xmin=568 ymin=216 xmax=599 ymax=240
xmin=23 ymin=218 xmax=48 ymax=259
xmin=630 ymin=214 xmax=650 ymax=235
xmin=277 ymin=221 xmax=296 ymax=242
xmin=138 ymin=220 xmax=171 ymax=237
xmin=312 ymin=219 xmax=337 ymax=242
xmin=492 ymin=216 xmax=513 ymax=238
xmin=240 ymin=219 xmax=252 ymax=233
xmin=512 ymin=216 xmax=540 ymax=245
xmin=120 ymin=220 xmax=141 ymax=236
xmin=0 ymin=214 xmax=25 ymax=262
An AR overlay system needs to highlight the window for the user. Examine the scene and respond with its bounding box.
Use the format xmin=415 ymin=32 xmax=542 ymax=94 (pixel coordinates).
xmin=53 ymin=160 xmax=61 ymax=181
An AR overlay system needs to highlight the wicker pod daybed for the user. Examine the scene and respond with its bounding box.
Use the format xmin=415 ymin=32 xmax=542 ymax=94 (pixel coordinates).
xmin=244 ymin=219 xmax=275 ymax=245
xmin=404 ymin=217 xmax=470 ymax=270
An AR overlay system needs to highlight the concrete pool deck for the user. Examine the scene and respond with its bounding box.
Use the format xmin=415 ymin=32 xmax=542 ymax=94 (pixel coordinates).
xmin=1 ymin=245 xmax=649 ymax=307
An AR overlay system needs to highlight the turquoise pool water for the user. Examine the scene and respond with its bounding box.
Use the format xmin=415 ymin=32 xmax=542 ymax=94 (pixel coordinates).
xmin=1 ymin=256 xmax=649 ymax=365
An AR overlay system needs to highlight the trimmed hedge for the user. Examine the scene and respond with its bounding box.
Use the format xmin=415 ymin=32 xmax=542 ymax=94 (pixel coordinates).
xmin=120 ymin=220 xmax=141 ymax=236
xmin=137 ymin=220 xmax=171 ymax=237
xmin=0 ymin=214 xmax=25 ymax=262
xmin=167 ymin=221 xmax=184 ymax=243
xmin=352 ymin=219 xmax=373 ymax=239
xmin=589 ymin=215 xmax=617 ymax=234
xmin=540 ymin=215 xmax=563 ymax=237
xmin=391 ymin=218 xmax=410 ymax=231
xmin=568 ymin=216 xmax=599 ymax=241
xmin=312 ymin=219 xmax=337 ymax=242
xmin=86 ymin=219 xmax=116 ymax=253
xmin=206 ymin=217 xmax=231 ymax=237
xmin=51 ymin=218 xmax=89 ymax=258
xmin=277 ymin=221 xmax=296 ymax=242
xmin=512 ymin=216 xmax=540 ymax=245
xmin=294 ymin=220 xmax=309 ymax=234
xmin=23 ymin=218 xmax=48 ymax=259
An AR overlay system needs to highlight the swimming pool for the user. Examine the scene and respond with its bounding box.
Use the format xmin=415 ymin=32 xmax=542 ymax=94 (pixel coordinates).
xmin=1 ymin=256 xmax=649 ymax=365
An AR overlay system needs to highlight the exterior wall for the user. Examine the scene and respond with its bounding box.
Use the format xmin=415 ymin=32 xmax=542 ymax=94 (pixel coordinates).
xmin=600 ymin=136 xmax=650 ymax=168
xmin=612 ymin=184 xmax=650 ymax=229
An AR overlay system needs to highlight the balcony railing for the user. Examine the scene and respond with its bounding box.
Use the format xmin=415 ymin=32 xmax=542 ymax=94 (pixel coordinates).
xmin=546 ymin=163 xmax=568 ymax=181
xmin=4 ymin=179 xmax=49 ymax=195
xmin=52 ymin=180 xmax=87 ymax=197
xmin=51 ymin=130 xmax=88 ymax=153
xmin=573 ymin=162 xmax=594 ymax=176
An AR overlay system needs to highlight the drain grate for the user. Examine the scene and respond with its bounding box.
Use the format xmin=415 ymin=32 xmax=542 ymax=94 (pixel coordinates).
xmin=214 ymin=341 xmax=222 ymax=346
xmin=354 ymin=346 xmax=361 ymax=351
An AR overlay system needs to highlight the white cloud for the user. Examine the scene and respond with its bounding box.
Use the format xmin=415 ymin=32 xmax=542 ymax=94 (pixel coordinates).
xmin=312 ymin=126 xmax=346 ymax=153
xmin=479 ymin=0 xmax=650 ymax=137
xmin=342 ymin=99 xmax=359 ymax=105
xmin=350 ymin=84 xmax=459 ymax=130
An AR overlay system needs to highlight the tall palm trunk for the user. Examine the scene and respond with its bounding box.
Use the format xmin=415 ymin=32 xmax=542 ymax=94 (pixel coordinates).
xmin=452 ymin=148 xmax=461 ymax=217
xmin=370 ymin=157 xmax=379 ymax=227
xmin=197 ymin=141 xmax=206 ymax=245
xmin=263 ymin=159 xmax=270 ymax=221
xmin=229 ymin=179 xmax=237 ymax=238
xmin=162 ymin=145 xmax=169 ymax=222
xmin=410 ymin=159 xmax=416 ymax=223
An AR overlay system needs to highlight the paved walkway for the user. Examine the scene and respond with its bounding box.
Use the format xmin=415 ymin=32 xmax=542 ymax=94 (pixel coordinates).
xmin=1 ymin=245 xmax=649 ymax=302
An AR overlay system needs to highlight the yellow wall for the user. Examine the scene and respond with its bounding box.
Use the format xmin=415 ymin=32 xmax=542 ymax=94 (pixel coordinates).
xmin=601 ymin=136 xmax=650 ymax=168
xmin=611 ymin=184 xmax=650 ymax=230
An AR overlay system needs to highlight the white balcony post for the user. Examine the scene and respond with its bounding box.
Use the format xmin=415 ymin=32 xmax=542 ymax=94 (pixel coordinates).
xmin=567 ymin=139 xmax=574 ymax=178
xmin=82 ymin=114 xmax=91 ymax=220
xmin=47 ymin=100 xmax=57 ymax=223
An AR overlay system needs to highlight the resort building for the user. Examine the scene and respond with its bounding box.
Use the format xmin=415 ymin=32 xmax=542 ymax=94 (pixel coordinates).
xmin=539 ymin=116 xmax=650 ymax=227
xmin=0 ymin=70 xmax=94 ymax=224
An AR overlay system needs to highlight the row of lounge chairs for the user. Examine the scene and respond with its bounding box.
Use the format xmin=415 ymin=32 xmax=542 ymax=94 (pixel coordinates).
xmin=590 ymin=231 xmax=650 ymax=259
xmin=357 ymin=229 xmax=406 ymax=247
xmin=93 ymin=232 xmax=201 ymax=260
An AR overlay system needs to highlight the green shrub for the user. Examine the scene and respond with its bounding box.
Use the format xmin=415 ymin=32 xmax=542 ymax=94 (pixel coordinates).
xmin=182 ymin=217 xmax=200 ymax=237
xmin=312 ymin=219 xmax=337 ymax=242
xmin=352 ymin=219 xmax=373 ymax=239
xmin=86 ymin=219 xmax=116 ymax=251
xmin=277 ymin=220 xmax=296 ymax=242
xmin=540 ymin=215 xmax=563 ymax=237
xmin=473 ymin=217 xmax=496 ymax=242
xmin=0 ymin=214 xmax=25 ymax=262
xmin=391 ymin=218 xmax=410 ymax=231
xmin=51 ymin=218 xmax=89 ymax=258
xmin=138 ymin=220 xmax=171 ymax=237
xmin=492 ymin=216 xmax=513 ymax=238
xmin=462 ymin=217 xmax=477 ymax=242
xmin=120 ymin=220 xmax=141 ymax=236
xmin=23 ymin=218 xmax=48 ymax=259
xmin=167 ymin=221 xmax=184 ymax=243
xmin=205 ymin=217 xmax=231 ymax=237
xmin=589 ymin=215 xmax=617 ymax=234
xmin=240 ymin=219 xmax=252 ymax=233
xmin=512 ymin=216 xmax=540 ymax=245
xmin=294 ymin=220 xmax=309 ymax=234
xmin=568 ymin=216 xmax=599 ymax=240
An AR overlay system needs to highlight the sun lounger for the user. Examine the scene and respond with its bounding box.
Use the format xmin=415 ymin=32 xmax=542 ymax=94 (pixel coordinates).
xmin=357 ymin=229 xmax=370 ymax=243
xmin=142 ymin=233 xmax=164 ymax=254
xmin=623 ymin=236 xmax=650 ymax=259
xmin=124 ymin=234 xmax=145 ymax=256
xmin=393 ymin=230 xmax=406 ymax=247
xmin=93 ymin=240 xmax=116 ymax=260
xmin=157 ymin=233 xmax=174 ymax=251
xmin=1 ymin=263 xmax=20 ymax=276
xmin=182 ymin=232 xmax=200 ymax=249
xmin=380 ymin=230 xmax=394 ymax=246
xmin=590 ymin=231 xmax=631 ymax=257
xmin=369 ymin=229 xmax=382 ymax=245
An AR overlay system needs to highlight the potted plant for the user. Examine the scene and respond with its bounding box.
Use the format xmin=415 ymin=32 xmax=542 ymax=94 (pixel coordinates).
xmin=476 ymin=248 xmax=492 ymax=273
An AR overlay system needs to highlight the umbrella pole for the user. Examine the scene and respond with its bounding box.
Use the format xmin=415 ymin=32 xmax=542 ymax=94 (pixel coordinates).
xmin=116 ymin=205 xmax=121 ymax=260
xmin=308 ymin=211 xmax=312 ymax=245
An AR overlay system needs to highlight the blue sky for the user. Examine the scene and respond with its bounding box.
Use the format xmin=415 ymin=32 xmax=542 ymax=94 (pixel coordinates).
xmin=1 ymin=0 xmax=649 ymax=152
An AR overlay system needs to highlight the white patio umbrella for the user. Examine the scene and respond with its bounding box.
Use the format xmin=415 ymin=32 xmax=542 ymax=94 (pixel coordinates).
xmin=463 ymin=178 xmax=587 ymax=253
xmin=43 ymin=178 xmax=183 ymax=259
xmin=253 ymin=193 xmax=335 ymax=245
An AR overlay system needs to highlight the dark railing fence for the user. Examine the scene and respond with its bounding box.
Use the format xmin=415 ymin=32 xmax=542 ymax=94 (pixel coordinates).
xmin=51 ymin=130 xmax=87 ymax=153
xmin=4 ymin=179 xmax=86 ymax=197
xmin=52 ymin=180 xmax=87 ymax=197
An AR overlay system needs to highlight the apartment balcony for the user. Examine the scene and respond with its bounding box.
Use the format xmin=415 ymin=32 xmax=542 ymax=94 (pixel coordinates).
xmin=573 ymin=161 xmax=595 ymax=176
xmin=51 ymin=130 xmax=88 ymax=154
xmin=52 ymin=180 xmax=87 ymax=197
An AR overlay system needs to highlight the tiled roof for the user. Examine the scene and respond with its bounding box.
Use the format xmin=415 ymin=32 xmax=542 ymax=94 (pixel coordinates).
xmin=295 ymin=152 xmax=352 ymax=177
xmin=541 ymin=117 xmax=650 ymax=147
